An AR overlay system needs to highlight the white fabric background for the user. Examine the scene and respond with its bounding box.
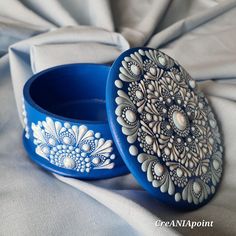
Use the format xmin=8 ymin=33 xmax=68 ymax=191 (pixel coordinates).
xmin=0 ymin=0 xmax=236 ymax=235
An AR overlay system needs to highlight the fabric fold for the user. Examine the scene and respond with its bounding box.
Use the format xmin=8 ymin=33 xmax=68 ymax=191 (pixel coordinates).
xmin=9 ymin=26 xmax=129 ymax=125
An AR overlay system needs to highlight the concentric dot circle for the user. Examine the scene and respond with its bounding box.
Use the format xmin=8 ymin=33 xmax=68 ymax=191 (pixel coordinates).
xmin=168 ymin=105 xmax=190 ymax=137
xmin=112 ymin=47 xmax=223 ymax=208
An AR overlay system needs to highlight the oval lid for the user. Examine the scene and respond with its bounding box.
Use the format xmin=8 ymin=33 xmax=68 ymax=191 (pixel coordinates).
xmin=106 ymin=47 xmax=223 ymax=210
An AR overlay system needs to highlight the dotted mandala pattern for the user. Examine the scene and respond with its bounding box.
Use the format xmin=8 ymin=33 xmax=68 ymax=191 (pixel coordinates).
xmin=114 ymin=49 xmax=223 ymax=205
xmin=31 ymin=117 xmax=115 ymax=172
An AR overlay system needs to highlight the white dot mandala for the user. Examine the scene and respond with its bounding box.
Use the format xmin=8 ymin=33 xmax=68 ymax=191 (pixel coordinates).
xmin=114 ymin=48 xmax=223 ymax=206
xmin=31 ymin=117 xmax=115 ymax=173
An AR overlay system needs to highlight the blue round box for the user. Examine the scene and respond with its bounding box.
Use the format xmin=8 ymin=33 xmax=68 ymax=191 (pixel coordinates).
xmin=23 ymin=64 xmax=129 ymax=179
xmin=22 ymin=47 xmax=224 ymax=210
xmin=106 ymin=47 xmax=223 ymax=210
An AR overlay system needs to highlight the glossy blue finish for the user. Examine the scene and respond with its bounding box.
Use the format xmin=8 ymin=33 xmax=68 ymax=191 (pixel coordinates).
xmin=106 ymin=47 xmax=223 ymax=210
xmin=22 ymin=48 xmax=223 ymax=210
xmin=23 ymin=64 xmax=129 ymax=179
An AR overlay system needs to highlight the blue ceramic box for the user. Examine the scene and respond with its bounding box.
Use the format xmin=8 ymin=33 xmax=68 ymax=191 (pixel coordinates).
xmin=23 ymin=64 xmax=129 ymax=179
xmin=22 ymin=47 xmax=223 ymax=210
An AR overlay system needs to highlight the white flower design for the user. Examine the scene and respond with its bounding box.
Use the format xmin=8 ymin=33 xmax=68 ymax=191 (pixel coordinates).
xmin=119 ymin=51 xmax=143 ymax=82
xmin=128 ymin=80 xmax=148 ymax=113
xmin=166 ymin=161 xmax=191 ymax=188
xmin=138 ymin=153 xmax=175 ymax=195
xmin=31 ymin=117 xmax=115 ymax=172
xmin=141 ymin=49 xmax=175 ymax=69
xmin=115 ymin=90 xmax=140 ymax=144
xmin=182 ymin=179 xmax=211 ymax=205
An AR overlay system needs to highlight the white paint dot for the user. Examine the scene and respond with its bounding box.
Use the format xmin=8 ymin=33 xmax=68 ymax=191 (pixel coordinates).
xmin=158 ymin=56 xmax=166 ymax=65
xmin=198 ymin=102 xmax=204 ymax=109
xmin=63 ymin=157 xmax=75 ymax=169
xmin=189 ymin=80 xmax=196 ymax=88
xmin=149 ymin=67 xmax=156 ymax=75
xmin=63 ymin=136 xmax=71 ymax=145
xmin=148 ymin=84 xmax=154 ymax=90
xmin=48 ymin=138 xmax=56 ymax=146
xmin=115 ymin=80 xmax=123 ymax=88
xmin=146 ymin=113 xmax=152 ymax=121
xmin=213 ymin=159 xmax=220 ymax=170
xmin=82 ymin=143 xmax=91 ymax=152
xmin=175 ymin=74 xmax=181 ymax=81
xmin=210 ymin=119 xmax=216 ymax=128
xmin=176 ymin=168 xmax=183 ymax=177
xmin=172 ymin=111 xmax=187 ymax=130
xmin=145 ymin=135 xmax=153 ymax=145
xmin=131 ymin=64 xmax=140 ymax=76
xmin=42 ymin=146 xmax=50 ymax=154
xmin=202 ymin=165 xmax=208 ymax=174
xmin=92 ymin=157 xmax=101 ymax=165
xmin=175 ymin=193 xmax=181 ymax=202
xmin=154 ymin=163 xmax=164 ymax=177
xmin=125 ymin=110 xmax=136 ymax=123
xmin=193 ymin=181 xmax=201 ymax=194
xmin=164 ymin=147 xmax=170 ymax=156
xmin=135 ymin=90 xmax=143 ymax=99
xmin=95 ymin=133 xmax=101 ymax=139
xmin=129 ymin=145 xmax=138 ymax=156
xmin=189 ymin=161 xmax=194 ymax=169
xmin=211 ymin=186 xmax=215 ymax=194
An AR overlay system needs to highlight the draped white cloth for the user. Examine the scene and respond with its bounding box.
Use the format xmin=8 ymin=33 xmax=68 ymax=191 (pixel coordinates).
xmin=1 ymin=0 xmax=236 ymax=235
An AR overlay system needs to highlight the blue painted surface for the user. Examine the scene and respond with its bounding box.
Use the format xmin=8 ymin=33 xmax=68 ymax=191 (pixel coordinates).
xmin=23 ymin=63 xmax=129 ymax=179
xmin=106 ymin=47 xmax=223 ymax=210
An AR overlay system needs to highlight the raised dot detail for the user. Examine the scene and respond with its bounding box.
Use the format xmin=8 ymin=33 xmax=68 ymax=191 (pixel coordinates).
xmin=129 ymin=145 xmax=138 ymax=156
xmin=115 ymin=80 xmax=123 ymax=88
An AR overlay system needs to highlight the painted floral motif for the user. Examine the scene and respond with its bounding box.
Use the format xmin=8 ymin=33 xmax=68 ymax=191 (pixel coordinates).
xmin=119 ymin=51 xmax=143 ymax=82
xmin=31 ymin=117 xmax=115 ymax=172
xmin=138 ymin=153 xmax=175 ymax=195
xmin=115 ymin=90 xmax=140 ymax=144
xmin=182 ymin=179 xmax=211 ymax=205
xmin=115 ymin=48 xmax=223 ymax=205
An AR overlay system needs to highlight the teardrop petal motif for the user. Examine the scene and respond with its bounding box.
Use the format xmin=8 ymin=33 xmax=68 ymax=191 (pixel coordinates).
xmin=114 ymin=48 xmax=223 ymax=206
xmin=31 ymin=117 xmax=115 ymax=172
